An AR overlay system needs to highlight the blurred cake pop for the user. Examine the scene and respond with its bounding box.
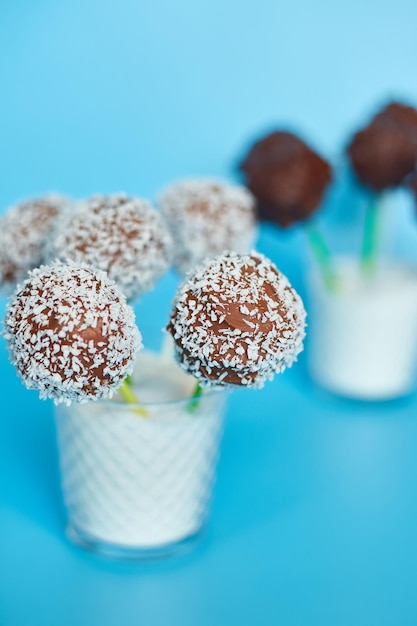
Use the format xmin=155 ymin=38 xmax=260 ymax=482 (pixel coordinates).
xmin=347 ymin=101 xmax=417 ymax=191
xmin=372 ymin=101 xmax=417 ymax=148
xmin=48 ymin=194 xmax=172 ymax=301
xmin=0 ymin=194 xmax=70 ymax=295
xmin=239 ymin=131 xmax=332 ymax=227
xmin=348 ymin=125 xmax=416 ymax=191
xmin=167 ymin=251 xmax=306 ymax=388
xmin=158 ymin=179 xmax=257 ymax=274
xmin=3 ymin=262 xmax=142 ymax=405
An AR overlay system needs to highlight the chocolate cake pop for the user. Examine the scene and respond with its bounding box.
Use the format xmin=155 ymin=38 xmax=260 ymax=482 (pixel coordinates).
xmin=167 ymin=251 xmax=306 ymax=388
xmin=158 ymin=180 xmax=257 ymax=274
xmin=348 ymin=124 xmax=417 ymax=191
xmin=239 ymin=131 xmax=332 ymax=227
xmin=348 ymin=101 xmax=417 ymax=191
xmin=48 ymin=194 xmax=172 ymax=301
xmin=0 ymin=194 xmax=70 ymax=295
xmin=3 ymin=262 xmax=142 ymax=405
xmin=372 ymin=101 xmax=417 ymax=149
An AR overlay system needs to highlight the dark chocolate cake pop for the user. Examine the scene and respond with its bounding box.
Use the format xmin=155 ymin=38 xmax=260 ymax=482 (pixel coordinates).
xmin=348 ymin=101 xmax=417 ymax=191
xmin=348 ymin=125 xmax=416 ymax=191
xmin=372 ymin=101 xmax=417 ymax=149
xmin=158 ymin=179 xmax=257 ymax=274
xmin=3 ymin=262 xmax=142 ymax=404
xmin=48 ymin=194 xmax=172 ymax=301
xmin=167 ymin=251 xmax=306 ymax=388
xmin=239 ymin=131 xmax=332 ymax=227
xmin=0 ymin=194 xmax=70 ymax=294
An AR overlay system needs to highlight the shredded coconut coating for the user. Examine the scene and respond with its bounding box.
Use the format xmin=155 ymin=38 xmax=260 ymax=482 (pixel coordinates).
xmin=167 ymin=252 xmax=306 ymax=388
xmin=0 ymin=194 xmax=71 ymax=295
xmin=3 ymin=262 xmax=142 ymax=405
xmin=47 ymin=194 xmax=173 ymax=301
xmin=158 ymin=179 xmax=258 ymax=274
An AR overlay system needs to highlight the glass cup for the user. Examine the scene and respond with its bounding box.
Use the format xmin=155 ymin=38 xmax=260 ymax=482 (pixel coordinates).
xmin=54 ymin=351 xmax=227 ymax=559
xmin=307 ymin=257 xmax=417 ymax=400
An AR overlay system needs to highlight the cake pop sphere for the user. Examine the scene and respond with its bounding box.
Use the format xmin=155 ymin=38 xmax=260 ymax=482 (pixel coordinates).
xmin=48 ymin=194 xmax=172 ymax=301
xmin=239 ymin=131 xmax=332 ymax=227
xmin=167 ymin=252 xmax=306 ymax=388
xmin=347 ymin=124 xmax=416 ymax=191
xmin=347 ymin=101 xmax=417 ymax=191
xmin=158 ymin=179 xmax=257 ymax=274
xmin=3 ymin=262 xmax=142 ymax=405
xmin=0 ymin=194 xmax=70 ymax=295
xmin=372 ymin=101 xmax=417 ymax=149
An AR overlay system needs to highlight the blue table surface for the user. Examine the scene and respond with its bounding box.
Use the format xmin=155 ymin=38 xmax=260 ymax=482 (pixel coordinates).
xmin=2 ymin=226 xmax=417 ymax=626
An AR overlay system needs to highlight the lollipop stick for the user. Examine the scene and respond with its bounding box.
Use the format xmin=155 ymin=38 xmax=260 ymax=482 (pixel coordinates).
xmin=118 ymin=379 xmax=148 ymax=418
xmin=305 ymin=223 xmax=338 ymax=291
xmin=188 ymin=381 xmax=203 ymax=414
xmin=360 ymin=193 xmax=380 ymax=275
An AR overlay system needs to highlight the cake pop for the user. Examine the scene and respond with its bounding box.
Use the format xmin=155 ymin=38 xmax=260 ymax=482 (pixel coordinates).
xmin=3 ymin=261 xmax=142 ymax=405
xmin=372 ymin=101 xmax=417 ymax=149
xmin=158 ymin=179 xmax=257 ymax=274
xmin=0 ymin=194 xmax=70 ymax=294
xmin=239 ymin=131 xmax=332 ymax=227
xmin=347 ymin=124 xmax=416 ymax=191
xmin=347 ymin=101 xmax=417 ymax=191
xmin=167 ymin=251 xmax=306 ymax=388
xmin=48 ymin=194 xmax=172 ymax=301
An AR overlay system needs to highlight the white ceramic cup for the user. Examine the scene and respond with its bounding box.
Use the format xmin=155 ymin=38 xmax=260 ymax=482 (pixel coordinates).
xmin=54 ymin=351 xmax=227 ymax=559
xmin=307 ymin=257 xmax=417 ymax=400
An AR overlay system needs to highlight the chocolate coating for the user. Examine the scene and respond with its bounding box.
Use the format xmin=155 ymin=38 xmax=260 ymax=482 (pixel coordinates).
xmin=348 ymin=101 xmax=417 ymax=191
xmin=372 ymin=102 xmax=417 ymax=148
xmin=3 ymin=262 xmax=142 ymax=404
xmin=0 ymin=195 xmax=70 ymax=294
xmin=348 ymin=125 xmax=416 ymax=191
xmin=239 ymin=131 xmax=332 ymax=227
xmin=167 ymin=252 xmax=306 ymax=388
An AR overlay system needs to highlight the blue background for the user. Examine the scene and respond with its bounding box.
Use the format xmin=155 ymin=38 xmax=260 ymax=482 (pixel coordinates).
xmin=1 ymin=1 xmax=417 ymax=624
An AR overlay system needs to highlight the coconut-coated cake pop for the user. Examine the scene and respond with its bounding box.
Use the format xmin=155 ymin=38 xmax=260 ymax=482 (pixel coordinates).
xmin=0 ymin=194 xmax=70 ymax=295
xmin=158 ymin=180 xmax=257 ymax=274
xmin=3 ymin=262 xmax=142 ymax=405
xmin=48 ymin=194 xmax=172 ymax=301
xmin=167 ymin=252 xmax=306 ymax=388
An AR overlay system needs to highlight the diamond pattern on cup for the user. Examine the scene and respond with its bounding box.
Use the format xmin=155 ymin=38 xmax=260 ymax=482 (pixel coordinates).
xmin=55 ymin=393 xmax=226 ymax=548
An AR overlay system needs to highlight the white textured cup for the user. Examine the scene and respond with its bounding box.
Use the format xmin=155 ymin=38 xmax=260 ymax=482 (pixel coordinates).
xmin=307 ymin=258 xmax=417 ymax=400
xmin=54 ymin=351 xmax=227 ymax=559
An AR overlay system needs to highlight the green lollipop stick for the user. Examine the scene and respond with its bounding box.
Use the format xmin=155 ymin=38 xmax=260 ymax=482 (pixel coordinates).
xmin=360 ymin=193 xmax=380 ymax=275
xmin=305 ymin=223 xmax=338 ymax=291
xmin=118 ymin=378 xmax=148 ymax=418
xmin=188 ymin=381 xmax=203 ymax=414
